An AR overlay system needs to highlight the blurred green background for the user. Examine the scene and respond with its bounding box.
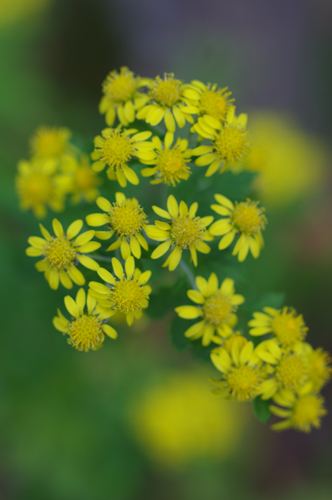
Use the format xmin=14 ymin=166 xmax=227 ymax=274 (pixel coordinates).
xmin=1 ymin=0 xmax=332 ymax=498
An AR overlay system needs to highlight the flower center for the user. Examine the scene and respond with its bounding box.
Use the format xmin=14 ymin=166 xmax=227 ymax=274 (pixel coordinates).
xmin=292 ymin=395 xmax=326 ymax=432
xmin=199 ymin=89 xmax=229 ymax=121
xmin=75 ymin=166 xmax=97 ymax=191
xmin=232 ymin=201 xmax=266 ymax=234
xmin=67 ymin=315 xmax=104 ymax=352
xmin=150 ymin=74 xmax=182 ymax=107
xmin=271 ymin=310 xmax=307 ymax=347
xmin=156 ymin=149 xmax=191 ymax=186
xmin=307 ymin=349 xmax=332 ymax=388
xmin=32 ymin=128 xmax=67 ymax=157
xmin=110 ymin=279 xmax=146 ymax=313
xmin=21 ymin=172 xmax=53 ymax=202
xmin=109 ymin=199 xmax=147 ymax=237
xmin=170 ymin=215 xmax=205 ymax=248
xmin=103 ymin=68 xmax=137 ymax=102
xmin=100 ymin=131 xmax=133 ymax=168
xmin=203 ymin=293 xmax=233 ymax=326
xmin=226 ymin=365 xmax=261 ymax=401
xmin=276 ymin=355 xmax=307 ymax=389
xmin=45 ymin=237 xmax=76 ymax=270
xmin=214 ymin=125 xmax=250 ymax=162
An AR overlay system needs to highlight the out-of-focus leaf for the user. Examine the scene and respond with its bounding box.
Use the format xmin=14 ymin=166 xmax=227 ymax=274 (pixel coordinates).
xmin=252 ymin=396 xmax=272 ymax=423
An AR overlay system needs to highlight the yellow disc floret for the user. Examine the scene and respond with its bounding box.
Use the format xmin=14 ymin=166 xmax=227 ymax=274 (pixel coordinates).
xmin=67 ymin=314 xmax=104 ymax=352
xmin=199 ymin=86 xmax=233 ymax=122
xmin=214 ymin=124 xmax=250 ymax=163
xmin=100 ymin=130 xmax=133 ymax=168
xmin=226 ymin=365 xmax=261 ymax=401
xmin=31 ymin=126 xmax=70 ymax=158
xmin=171 ymin=215 xmax=206 ymax=249
xmin=276 ymin=354 xmax=307 ymax=390
xmin=110 ymin=279 xmax=146 ymax=314
xmin=232 ymin=200 xmax=267 ymax=235
xmin=156 ymin=148 xmax=191 ymax=186
xmin=109 ymin=199 xmax=147 ymax=237
xmin=103 ymin=67 xmax=137 ymax=102
xmin=20 ymin=171 xmax=54 ymax=204
xmin=292 ymin=394 xmax=327 ymax=433
xmin=45 ymin=237 xmax=77 ymax=270
xmin=203 ymin=293 xmax=233 ymax=326
xmin=150 ymin=74 xmax=182 ymax=107
xmin=271 ymin=308 xmax=308 ymax=347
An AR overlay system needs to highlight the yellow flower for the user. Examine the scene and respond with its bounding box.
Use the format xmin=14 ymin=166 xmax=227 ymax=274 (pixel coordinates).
xmin=192 ymin=109 xmax=251 ymax=176
xmin=99 ymin=67 xmax=150 ymax=126
xmin=145 ymin=195 xmax=214 ymax=270
xmin=30 ymin=126 xmax=71 ymax=159
xmin=255 ymin=340 xmax=309 ymax=400
xmin=67 ymin=156 xmax=101 ymax=204
xmin=53 ymin=288 xmax=117 ymax=352
xmin=129 ymin=371 xmax=245 ymax=467
xmin=16 ymin=158 xmax=70 ymax=218
xmin=270 ymin=387 xmax=327 ymax=433
xmin=89 ymin=256 xmax=151 ymax=326
xmin=175 ymin=275 xmax=244 ymax=346
xmin=209 ymin=194 xmax=267 ymax=261
xmin=136 ymin=73 xmax=198 ymax=132
xmin=293 ymin=342 xmax=332 ymax=392
xmin=86 ymin=193 xmax=149 ymax=259
xmin=183 ymin=80 xmax=235 ymax=123
xmin=91 ymin=127 xmax=154 ymax=187
xmin=248 ymin=307 xmax=308 ymax=349
xmin=211 ymin=335 xmax=264 ymax=401
xmin=26 ymin=219 xmax=101 ymax=290
xmin=140 ymin=134 xmax=192 ymax=186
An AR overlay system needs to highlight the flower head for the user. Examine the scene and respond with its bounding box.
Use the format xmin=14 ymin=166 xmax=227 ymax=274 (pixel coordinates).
xmin=26 ymin=219 xmax=101 ymax=289
xmin=140 ymin=134 xmax=192 ymax=186
xmin=192 ymin=110 xmax=250 ymax=175
xmin=211 ymin=336 xmax=264 ymax=401
xmin=145 ymin=195 xmax=213 ymax=271
xmin=209 ymin=194 xmax=267 ymax=261
xmin=30 ymin=126 xmax=71 ymax=159
xmin=255 ymin=340 xmax=309 ymax=400
xmin=86 ymin=193 xmax=149 ymax=259
xmin=89 ymin=257 xmax=152 ymax=326
xmin=136 ymin=73 xmax=197 ymax=132
xmin=67 ymin=156 xmax=101 ymax=204
xmin=249 ymin=307 xmax=308 ymax=349
xmin=91 ymin=127 xmax=154 ymax=187
xmin=175 ymin=274 xmax=244 ymax=346
xmin=99 ymin=67 xmax=150 ymax=126
xmin=16 ymin=159 xmax=70 ymax=218
xmin=294 ymin=343 xmax=332 ymax=392
xmin=184 ymin=80 xmax=235 ymax=123
xmin=270 ymin=388 xmax=327 ymax=433
xmin=53 ymin=288 xmax=117 ymax=351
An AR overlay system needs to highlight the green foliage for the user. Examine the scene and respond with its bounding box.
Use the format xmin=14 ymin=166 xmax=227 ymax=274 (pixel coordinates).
xmin=252 ymin=396 xmax=272 ymax=423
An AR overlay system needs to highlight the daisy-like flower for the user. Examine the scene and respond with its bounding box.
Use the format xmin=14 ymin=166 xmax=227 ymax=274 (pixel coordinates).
xmin=248 ymin=307 xmax=308 ymax=349
xmin=30 ymin=126 xmax=72 ymax=160
xmin=53 ymin=288 xmax=117 ymax=352
xmin=255 ymin=340 xmax=309 ymax=400
xmin=209 ymin=194 xmax=267 ymax=261
xmin=140 ymin=134 xmax=192 ymax=186
xmin=145 ymin=195 xmax=214 ymax=271
xmin=293 ymin=343 xmax=332 ymax=392
xmin=16 ymin=159 xmax=71 ymax=218
xmin=67 ymin=156 xmax=101 ymax=204
xmin=99 ymin=67 xmax=150 ymax=127
xmin=210 ymin=335 xmax=264 ymax=401
xmin=192 ymin=109 xmax=251 ymax=176
xmin=136 ymin=73 xmax=198 ymax=132
xmin=26 ymin=219 xmax=101 ymax=290
xmin=183 ymin=80 xmax=235 ymax=124
xmin=86 ymin=193 xmax=149 ymax=259
xmin=270 ymin=387 xmax=327 ymax=433
xmin=175 ymin=275 xmax=245 ymax=346
xmin=91 ymin=127 xmax=154 ymax=187
xmin=89 ymin=256 xmax=152 ymax=326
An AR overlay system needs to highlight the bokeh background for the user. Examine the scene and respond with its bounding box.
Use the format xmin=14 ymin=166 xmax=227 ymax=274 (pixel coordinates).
xmin=1 ymin=0 xmax=332 ymax=499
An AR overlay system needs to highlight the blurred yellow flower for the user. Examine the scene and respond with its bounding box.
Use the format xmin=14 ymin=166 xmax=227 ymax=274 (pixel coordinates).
xmin=239 ymin=112 xmax=329 ymax=208
xmin=129 ymin=371 xmax=245 ymax=467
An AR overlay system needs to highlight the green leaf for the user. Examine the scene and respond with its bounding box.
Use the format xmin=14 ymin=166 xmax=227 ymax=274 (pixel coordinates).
xmin=252 ymin=396 xmax=272 ymax=423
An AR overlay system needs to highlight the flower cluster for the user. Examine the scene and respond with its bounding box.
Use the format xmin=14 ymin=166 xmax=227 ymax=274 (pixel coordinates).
xmin=19 ymin=67 xmax=330 ymax=434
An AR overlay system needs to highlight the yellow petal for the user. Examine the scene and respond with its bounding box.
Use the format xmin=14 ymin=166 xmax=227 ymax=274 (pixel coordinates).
xmin=175 ymin=305 xmax=203 ymax=319
xmin=67 ymin=220 xmax=83 ymax=240
xmin=167 ymin=195 xmax=178 ymax=218
xmin=112 ymin=258 xmax=124 ymax=279
xmin=52 ymin=219 xmax=63 ymax=238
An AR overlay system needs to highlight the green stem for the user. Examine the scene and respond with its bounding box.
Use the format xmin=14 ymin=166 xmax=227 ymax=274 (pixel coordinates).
xmin=85 ymin=253 xmax=113 ymax=263
xmin=179 ymin=259 xmax=196 ymax=289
